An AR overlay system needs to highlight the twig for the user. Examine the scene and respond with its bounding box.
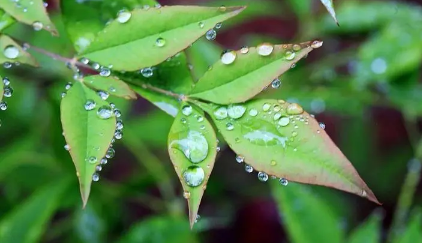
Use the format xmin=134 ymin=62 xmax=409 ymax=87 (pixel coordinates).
xmin=141 ymin=83 xmax=186 ymax=100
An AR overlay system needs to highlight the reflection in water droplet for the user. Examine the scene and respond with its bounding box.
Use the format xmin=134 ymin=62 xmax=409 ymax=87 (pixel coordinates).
xmin=92 ymin=173 xmax=100 ymax=181
xmin=206 ymin=29 xmax=217 ymax=40
xmin=271 ymin=78 xmax=281 ymax=89
xmin=221 ymin=50 xmax=237 ymax=65
xmin=257 ymin=43 xmax=274 ymax=56
xmin=84 ymin=100 xmax=96 ymax=111
xmin=258 ymin=172 xmax=268 ymax=182
xmin=117 ymin=11 xmax=132 ymax=23
xmin=285 ymin=51 xmax=296 ymax=60
xmin=97 ymin=106 xmax=113 ymax=119
xmin=171 ymin=130 xmax=209 ymax=163
xmin=293 ymin=44 xmax=301 ymax=51
xmin=183 ymin=166 xmax=205 ymax=187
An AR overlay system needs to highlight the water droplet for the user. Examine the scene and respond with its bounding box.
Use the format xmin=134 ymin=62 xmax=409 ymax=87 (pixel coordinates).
xmin=0 ymin=101 xmax=7 ymax=111
xmin=257 ymin=172 xmax=268 ymax=182
xmin=311 ymin=40 xmax=323 ymax=49
xmin=99 ymin=67 xmax=111 ymax=77
xmin=3 ymin=77 xmax=10 ymax=86
xmin=197 ymin=116 xmax=204 ymax=122
xmin=319 ymin=122 xmax=326 ymax=130
xmin=273 ymin=105 xmax=281 ymax=112
xmin=262 ymin=103 xmax=271 ymax=111
xmin=155 ymin=37 xmax=166 ymax=47
xmin=92 ymin=63 xmax=100 ymax=70
xmin=114 ymin=130 xmax=123 ymax=139
xmin=195 ymin=214 xmax=201 ymax=223
xmin=181 ymin=118 xmax=187 ymax=124
xmin=271 ymin=78 xmax=281 ymax=88
xmin=206 ymin=29 xmax=217 ymax=41
xmin=227 ymin=104 xmax=246 ymax=119
xmin=291 ymin=131 xmax=298 ymax=137
xmin=84 ymin=100 xmax=96 ymax=111
xmin=226 ymin=122 xmax=234 ymax=131
xmin=219 ymin=5 xmax=227 ymax=12
xmin=3 ymin=45 xmax=19 ymax=59
xmin=64 ymin=144 xmax=70 ymax=151
xmin=249 ymin=109 xmax=258 ymax=117
xmin=141 ymin=67 xmax=153 ymax=77
xmin=286 ymin=103 xmax=304 ymax=115
xmin=198 ymin=22 xmax=204 ymax=28
xmin=293 ymin=44 xmax=301 ymax=51
xmin=114 ymin=109 xmax=121 ymax=118
xmin=106 ymin=147 xmax=115 ymax=159
xmin=3 ymin=62 xmax=12 ymax=68
xmin=216 ymin=146 xmax=221 ymax=152
xmin=221 ymin=50 xmax=236 ymax=65
xmin=290 ymin=63 xmax=296 ymax=69
xmin=92 ymin=173 xmax=100 ymax=181
xmin=273 ymin=113 xmax=282 ymax=120
xmin=278 ymin=117 xmax=290 ymax=126
xmin=100 ymin=158 xmax=108 ymax=164
xmin=214 ymin=107 xmax=228 ymax=120
xmin=116 ymin=120 xmax=124 ymax=130
xmin=245 ymin=164 xmax=253 ymax=173
xmin=97 ymin=105 xmax=113 ymax=119
xmin=87 ymin=156 xmax=97 ymax=164
xmin=96 ymin=165 xmax=102 ymax=171
xmin=183 ymin=166 xmax=205 ymax=187
xmin=279 ymin=178 xmax=288 ymax=186
xmin=240 ymin=46 xmax=249 ymax=54
xmin=285 ymin=51 xmax=296 ymax=60
xmin=242 ymin=120 xmax=287 ymax=146
xmin=3 ymin=87 xmax=13 ymax=98
xmin=32 ymin=21 xmax=43 ymax=31
xmin=80 ymin=58 xmax=89 ymax=65
xmin=182 ymin=105 xmax=193 ymax=116
xmin=117 ymin=11 xmax=132 ymax=23
xmin=97 ymin=91 xmax=109 ymax=100
xmin=171 ymin=130 xmax=209 ymax=163
xmin=183 ymin=191 xmax=191 ymax=199
xmin=257 ymin=43 xmax=274 ymax=56
xmin=236 ymin=155 xmax=244 ymax=163
xmin=271 ymin=160 xmax=277 ymax=166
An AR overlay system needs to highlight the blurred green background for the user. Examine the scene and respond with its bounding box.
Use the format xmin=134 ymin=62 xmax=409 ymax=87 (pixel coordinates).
xmin=1 ymin=0 xmax=422 ymax=242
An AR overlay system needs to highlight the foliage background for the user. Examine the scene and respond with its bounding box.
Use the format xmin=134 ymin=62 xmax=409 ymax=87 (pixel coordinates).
xmin=0 ymin=0 xmax=422 ymax=242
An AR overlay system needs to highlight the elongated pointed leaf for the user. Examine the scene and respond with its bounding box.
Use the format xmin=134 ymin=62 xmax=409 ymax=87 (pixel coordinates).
xmin=61 ymin=81 xmax=116 ymax=206
xmin=320 ymin=0 xmax=338 ymax=25
xmin=83 ymin=75 xmax=137 ymax=100
xmin=0 ymin=178 xmax=70 ymax=243
xmin=0 ymin=35 xmax=38 ymax=67
xmin=0 ymin=0 xmax=57 ymax=35
xmin=131 ymin=85 xmax=180 ymax=117
xmin=198 ymin=99 xmax=379 ymax=203
xmin=168 ymin=103 xmax=217 ymax=228
xmin=79 ymin=6 xmax=245 ymax=71
xmin=0 ymin=10 xmax=15 ymax=32
xmin=393 ymin=209 xmax=422 ymax=243
xmin=189 ymin=41 xmax=317 ymax=104
xmin=348 ymin=212 xmax=382 ymax=243
xmin=272 ymin=182 xmax=345 ymax=243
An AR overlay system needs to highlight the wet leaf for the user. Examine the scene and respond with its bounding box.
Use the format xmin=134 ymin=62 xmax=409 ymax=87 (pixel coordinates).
xmin=83 ymin=75 xmax=137 ymax=100
xmin=198 ymin=99 xmax=379 ymax=203
xmin=0 ymin=35 xmax=38 ymax=67
xmin=0 ymin=178 xmax=70 ymax=243
xmin=61 ymin=81 xmax=116 ymax=207
xmin=130 ymin=85 xmax=180 ymax=117
xmin=186 ymin=39 xmax=222 ymax=80
xmin=0 ymin=9 xmax=15 ymax=32
xmin=79 ymin=6 xmax=245 ymax=71
xmin=348 ymin=212 xmax=382 ymax=243
xmin=272 ymin=182 xmax=345 ymax=243
xmin=0 ymin=75 xmax=3 ymax=101
xmin=320 ymin=0 xmax=338 ymax=25
xmin=168 ymin=103 xmax=217 ymax=228
xmin=189 ymin=41 xmax=317 ymax=104
xmin=0 ymin=0 xmax=57 ymax=35
xmin=61 ymin=0 xmax=104 ymax=53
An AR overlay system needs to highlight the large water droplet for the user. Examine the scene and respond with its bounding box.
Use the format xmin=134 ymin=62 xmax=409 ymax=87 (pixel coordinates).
xmin=214 ymin=106 xmax=228 ymax=120
xmin=117 ymin=11 xmax=131 ymax=23
xmin=3 ymin=45 xmax=19 ymax=59
xmin=311 ymin=40 xmax=323 ymax=49
xmin=221 ymin=50 xmax=236 ymax=65
xmin=155 ymin=37 xmax=166 ymax=47
xmin=32 ymin=21 xmax=43 ymax=31
xmin=182 ymin=105 xmax=193 ymax=116
xmin=183 ymin=166 xmax=205 ymax=187
xmin=278 ymin=117 xmax=290 ymax=127
xmin=97 ymin=106 xmax=113 ymax=119
xmin=206 ymin=29 xmax=217 ymax=40
xmin=257 ymin=172 xmax=268 ymax=182
xmin=171 ymin=130 xmax=209 ymax=163
xmin=286 ymin=103 xmax=304 ymax=115
xmin=271 ymin=78 xmax=281 ymax=89
xmin=257 ymin=43 xmax=274 ymax=56
xmin=227 ymin=104 xmax=246 ymax=119
xmin=141 ymin=67 xmax=153 ymax=77
xmin=285 ymin=51 xmax=296 ymax=60
xmin=241 ymin=120 xmax=287 ymax=147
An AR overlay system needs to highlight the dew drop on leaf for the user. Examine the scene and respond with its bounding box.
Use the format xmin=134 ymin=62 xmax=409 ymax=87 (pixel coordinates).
xmin=84 ymin=100 xmax=96 ymax=111
xmin=311 ymin=40 xmax=323 ymax=49
xmin=3 ymin=45 xmax=19 ymax=59
xmin=140 ymin=67 xmax=153 ymax=77
xmin=257 ymin=43 xmax=274 ymax=56
xmin=227 ymin=104 xmax=246 ymax=119
xmin=116 ymin=120 xmax=124 ymax=130
xmin=106 ymin=147 xmax=115 ymax=159
xmin=286 ymin=103 xmax=304 ymax=115
xmin=319 ymin=122 xmax=326 ymax=130
xmin=242 ymin=120 xmax=287 ymax=146
xmin=170 ymin=130 xmax=209 ymax=163
xmin=87 ymin=156 xmax=97 ymax=164
xmin=285 ymin=51 xmax=296 ymax=61
xmin=245 ymin=164 xmax=253 ymax=173
xmin=279 ymin=178 xmax=288 ymax=186
xmin=114 ymin=130 xmax=123 ymax=140
xmin=3 ymin=87 xmax=13 ymax=98
xmin=215 ymin=22 xmax=222 ymax=29
xmin=249 ymin=109 xmax=258 ymax=117
xmin=3 ymin=77 xmax=10 ymax=86
xmin=155 ymin=37 xmax=166 ymax=47
xmin=100 ymin=158 xmax=108 ymax=164
xmin=181 ymin=105 xmax=193 ymax=116
xmin=236 ymin=155 xmax=244 ymax=163
xmin=206 ymin=29 xmax=217 ymax=41
xmin=293 ymin=44 xmax=301 ymax=51
xmin=198 ymin=22 xmax=204 ymax=28
xmin=183 ymin=191 xmax=191 ymax=199
xmin=221 ymin=50 xmax=236 ymax=65
xmin=0 ymin=101 xmax=7 ymax=111
xmin=183 ymin=166 xmax=205 ymax=187
xmin=278 ymin=117 xmax=290 ymax=126
xmin=262 ymin=103 xmax=271 ymax=111
xmin=214 ymin=106 xmax=228 ymax=120
xmin=273 ymin=113 xmax=282 ymax=120
xmin=117 ymin=11 xmax=132 ymax=23
xmin=226 ymin=122 xmax=234 ymax=131
xmin=240 ymin=46 xmax=249 ymax=54
xmin=64 ymin=144 xmax=70 ymax=151
xmin=271 ymin=78 xmax=281 ymax=89
xmin=92 ymin=173 xmax=100 ymax=182
xmin=97 ymin=91 xmax=109 ymax=100
xmin=32 ymin=21 xmax=43 ymax=31
xmin=219 ymin=5 xmax=227 ymax=12
xmin=99 ymin=67 xmax=111 ymax=77
xmin=258 ymin=172 xmax=268 ymax=182
xmin=97 ymin=105 xmax=113 ymax=119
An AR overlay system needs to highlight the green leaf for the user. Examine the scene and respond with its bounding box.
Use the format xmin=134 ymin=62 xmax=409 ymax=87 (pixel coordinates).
xmin=168 ymin=103 xmax=218 ymax=228
xmin=0 ymin=0 xmax=57 ymax=35
xmin=79 ymin=6 xmax=245 ymax=71
xmin=0 ymin=9 xmax=15 ymax=32
xmin=117 ymin=216 xmax=198 ymax=243
xmin=0 ymin=75 xmax=3 ymax=101
xmin=198 ymin=99 xmax=379 ymax=204
xmin=61 ymin=81 xmax=116 ymax=207
xmin=320 ymin=0 xmax=338 ymax=25
xmin=83 ymin=75 xmax=137 ymax=100
xmin=287 ymin=0 xmax=312 ymax=19
xmin=130 ymin=85 xmax=180 ymax=117
xmin=0 ymin=35 xmax=38 ymax=67
xmin=272 ymin=182 xmax=345 ymax=243
xmin=189 ymin=41 xmax=317 ymax=104
xmin=393 ymin=209 xmax=422 ymax=243
xmin=0 ymin=178 xmax=70 ymax=243
xmin=348 ymin=212 xmax=382 ymax=243
xmin=186 ymin=39 xmax=222 ymax=81
xmin=61 ymin=0 xmax=104 ymax=53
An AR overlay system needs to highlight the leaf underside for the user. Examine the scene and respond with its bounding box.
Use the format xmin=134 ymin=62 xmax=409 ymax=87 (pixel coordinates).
xmin=199 ymin=99 xmax=379 ymax=204
xmin=79 ymin=6 xmax=245 ymax=71
xmin=189 ymin=41 xmax=315 ymax=104
xmin=320 ymin=0 xmax=338 ymax=25
xmin=168 ymin=103 xmax=217 ymax=228
xmin=83 ymin=75 xmax=137 ymax=100
xmin=130 ymin=85 xmax=180 ymax=117
xmin=60 ymin=81 xmax=116 ymax=207
xmin=0 ymin=35 xmax=39 ymax=67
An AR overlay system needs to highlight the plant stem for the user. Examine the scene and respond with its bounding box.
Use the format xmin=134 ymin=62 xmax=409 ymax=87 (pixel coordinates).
xmin=141 ymin=83 xmax=185 ymax=100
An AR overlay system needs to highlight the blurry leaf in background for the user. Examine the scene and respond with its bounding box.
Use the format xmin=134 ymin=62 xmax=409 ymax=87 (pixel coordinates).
xmin=83 ymin=75 xmax=137 ymax=100
xmin=130 ymin=85 xmax=180 ymax=117
xmin=347 ymin=211 xmax=382 ymax=243
xmin=79 ymin=6 xmax=245 ymax=71
xmin=73 ymin=203 xmax=106 ymax=243
xmin=0 ymin=0 xmax=57 ymax=35
xmin=189 ymin=42 xmax=316 ymax=104
xmin=200 ymin=99 xmax=379 ymax=203
xmin=168 ymin=103 xmax=218 ymax=227
xmin=0 ymin=35 xmax=38 ymax=67
xmin=117 ymin=216 xmax=198 ymax=243
xmin=0 ymin=178 xmax=70 ymax=243
xmin=287 ymin=0 xmax=311 ymax=19
xmin=392 ymin=208 xmax=422 ymax=243
xmin=272 ymin=182 xmax=345 ymax=243
xmin=0 ymin=10 xmax=15 ymax=32
xmin=186 ymin=39 xmax=222 ymax=81
xmin=320 ymin=0 xmax=338 ymax=25
xmin=60 ymin=81 xmax=116 ymax=206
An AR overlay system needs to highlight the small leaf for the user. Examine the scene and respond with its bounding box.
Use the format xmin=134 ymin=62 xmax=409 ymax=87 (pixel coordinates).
xmin=79 ymin=6 xmax=245 ymax=71
xmin=189 ymin=41 xmax=317 ymax=104
xmin=0 ymin=178 xmax=70 ymax=243
xmin=393 ymin=208 xmax=422 ymax=243
xmin=61 ymin=81 xmax=116 ymax=206
xmin=272 ymin=182 xmax=345 ymax=243
xmin=320 ymin=0 xmax=338 ymax=25
xmin=348 ymin=211 xmax=382 ymax=243
xmin=0 ymin=35 xmax=38 ymax=67
xmin=198 ymin=99 xmax=379 ymax=203
xmin=130 ymin=85 xmax=180 ymax=117
xmin=0 ymin=9 xmax=15 ymax=32
xmin=83 ymin=75 xmax=137 ymax=100
xmin=168 ymin=103 xmax=218 ymax=228
xmin=0 ymin=0 xmax=57 ymax=35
